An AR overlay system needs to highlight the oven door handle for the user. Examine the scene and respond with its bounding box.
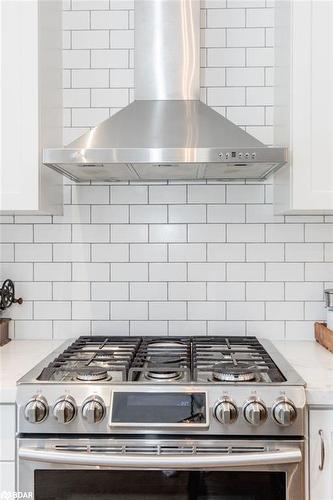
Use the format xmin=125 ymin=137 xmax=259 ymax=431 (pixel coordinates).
xmin=18 ymin=447 xmax=302 ymax=469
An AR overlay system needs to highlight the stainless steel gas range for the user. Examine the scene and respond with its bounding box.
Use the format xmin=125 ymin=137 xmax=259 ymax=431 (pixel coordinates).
xmin=17 ymin=336 xmax=307 ymax=500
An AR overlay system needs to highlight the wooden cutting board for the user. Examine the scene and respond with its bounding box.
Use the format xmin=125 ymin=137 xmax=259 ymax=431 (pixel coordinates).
xmin=315 ymin=322 xmax=333 ymax=353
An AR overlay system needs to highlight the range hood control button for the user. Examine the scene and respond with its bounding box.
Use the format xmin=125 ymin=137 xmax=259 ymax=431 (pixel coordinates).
xmin=53 ymin=396 xmax=76 ymax=424
xmin=243 ymin=400 xmax=267 ymax=426
xmin=214 ymin=398 xmax=238 ymax=424
xmin=82 ymin=396 xmax=105 ymax=424
xmin=24 ymin=396 xmax=48 ymax=423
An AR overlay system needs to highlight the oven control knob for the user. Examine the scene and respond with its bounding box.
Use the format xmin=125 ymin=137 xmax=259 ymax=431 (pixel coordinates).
xmin=82 ymin=397 xmax=105 ymax=424
xmin=273 ymin=399 xmax=297 ymax=426
xmin=24 ymin=396 xmax=48 ymax=423
xmin=243 ymin=400 xmax=267 ymax=426
xmin=53 ymin=396 xmax=76 ymax=424
xmin=214 ymin=398 xmax=238 ymax=424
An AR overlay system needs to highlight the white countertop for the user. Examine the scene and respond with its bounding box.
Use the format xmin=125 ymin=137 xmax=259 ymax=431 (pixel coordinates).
xmin=0 ymin=340 xmax=62 ymax=403
xmin=273 ymin=340 xmax=333 ymax=406
xmin=1 ymin=339 xmax=333 ymax=406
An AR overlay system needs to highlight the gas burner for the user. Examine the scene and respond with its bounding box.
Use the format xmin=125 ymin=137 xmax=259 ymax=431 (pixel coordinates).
xmin=211 ymin=362 xmax=258 ymax=382
xmin=147 ymin=341 xmax=185 ymax=350
xmin=145 ymin=356 xmax=183 ymax=381
xmin=76 ymin=367 xmax=109 ymax=382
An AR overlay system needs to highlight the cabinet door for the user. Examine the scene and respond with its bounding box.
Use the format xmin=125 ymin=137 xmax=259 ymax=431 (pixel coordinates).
xmin=0 ymin=0 xmax=62 ymax=214
xmin=274 ymin=0 xmax=333 ymax=213
xmin=309 ymin=409 xmax=333 ymax=500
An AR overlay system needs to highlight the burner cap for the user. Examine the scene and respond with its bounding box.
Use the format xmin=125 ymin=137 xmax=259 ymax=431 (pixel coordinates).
xmin=145 ymin=356 xmax=183 ymax=381
xmin=76 ymin=367 xmax=109 ymax=381
xmin=211 ymin=362 xmax=257 ymax=382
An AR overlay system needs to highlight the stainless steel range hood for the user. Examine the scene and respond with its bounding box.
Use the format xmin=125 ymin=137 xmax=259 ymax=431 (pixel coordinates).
xmin=43 ymin=0 xmax=287 ymax=183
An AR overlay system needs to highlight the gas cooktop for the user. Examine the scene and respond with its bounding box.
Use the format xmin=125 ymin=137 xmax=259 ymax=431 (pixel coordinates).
xmin=33 ymin=336 xmax=289 ymax=385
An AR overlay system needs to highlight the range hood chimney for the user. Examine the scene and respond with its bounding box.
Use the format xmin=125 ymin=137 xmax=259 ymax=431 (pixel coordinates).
xmin=43 ymin=0 xmax=287 ymax=182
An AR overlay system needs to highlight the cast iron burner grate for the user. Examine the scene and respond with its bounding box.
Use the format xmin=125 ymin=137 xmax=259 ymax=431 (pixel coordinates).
xmin=36 ymin=335 xmax=285 ymax=384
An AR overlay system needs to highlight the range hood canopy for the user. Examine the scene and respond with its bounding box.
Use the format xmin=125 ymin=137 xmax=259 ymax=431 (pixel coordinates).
xmin=43 ymin=0 xmax=287 ymax=183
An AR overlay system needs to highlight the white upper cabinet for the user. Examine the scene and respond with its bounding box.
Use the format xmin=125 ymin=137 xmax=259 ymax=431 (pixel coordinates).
xmin=0 ymin=0 xmax=63 ymax=214
xmin=274 ymin=0 xmax=333 ymax=214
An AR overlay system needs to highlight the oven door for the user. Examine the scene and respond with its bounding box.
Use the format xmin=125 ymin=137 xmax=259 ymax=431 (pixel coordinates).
xmin=18 ymin=437 xmax=305 ymax=500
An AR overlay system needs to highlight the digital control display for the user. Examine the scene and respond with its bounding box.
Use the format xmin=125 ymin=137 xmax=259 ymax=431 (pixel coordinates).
xmin=111 ymin=392 xmax=206 ymax=425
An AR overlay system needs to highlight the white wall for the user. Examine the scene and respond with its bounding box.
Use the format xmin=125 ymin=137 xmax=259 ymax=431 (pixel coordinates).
xmin=0 ymin=0 xmax=332 ymax=341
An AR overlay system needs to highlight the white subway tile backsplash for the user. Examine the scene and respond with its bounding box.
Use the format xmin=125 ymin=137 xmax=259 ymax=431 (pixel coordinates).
xmin=208 ymin=204 xmax=245 ymax=223
xmin=246 ymin=282 xmax=284 ymax=301
xmin=266 ymin=224 xmax=304 ymax=242
xmin=169 ymin=205 xmax=206 ymax=223
xmin=111 ymin=225 xmax=148 ymax=243
xmin=150 ymin=225 xmax=187 ymax=243
xmin=188 ymin=263 xmax=226 ymax=281
xmin=246 ymin=243 xmax=284 ymax=262
xmin=149 ymin=186 xmax=186 ymax=204
xmin=15 ymin=321 xmax=53 ymax=340
xmin=130 ymin=320 xmax=168 ymax=336
xmin=53 ymin=243 xmax=90 ymax=262
xmin=72 ymin=186 xmax=110 ymax=204
xmin=110 ymin=186 xmax=147 ymax=204
xmin=188 ymin=185 xmax=225 ymax=204
xmin=208 ymin=243 xmax=245 ymax=262
xmin=305 ymin=263 xmax=333 ymax=281
xmin=91 ymin=49 xmax=129 ymax=68
xmin=169 ymin=282 xmax=206 ymax=301
xmin=285 ymin=282 xmax=323 ymax=301
xmin=207 ymin=8 xmax=245 ymax=28
xmin=208 ymin=282 xmax=245 ymax=300
xmin=91 ymin=205 xmax=129 ymax=223
xmin=73 ymin=262 xmax=109 ymax=281
xmin=15 ymin=282 xmax=52 ymax=301
xmin=130 ymin=244 xmax=167 ymax=262
xmin=130 ymin=205 xmax=167 ymax=224
xmin=227 ymin=224 xmax=265 ymax=242
xmin=72 ymin=224 xmax=109 ymax=242
xmin=266 ymin=302 xmax=303 ymax=321
xmin=227 ymin=28 xmax=265 ymax=47
xmin=53 ymin=282 xmax=91 ymax=301
xmin=227 ymin=301 xmax=264 ymax=320
xmin=1 ymin=1 xmax=330 ymax=341
xmin=285 ymin=243 xmax=323 ymax=262
xmin=169 ymin=321 xmax=206 ymax=336
xmin=266 ymin=263 xmax=304 ymax=282
xmin=227 ymin=262 xmax=264 ymax=281
xmin=0 ymin=225 xmax=33 ymax=242
xmin=149 ymin=302 xmax=187 ymax=320
xmin=91 ymin=10 xmax=128 ymax=29
xmin=15 ymin=244 xmax=52 ymax=262
xmin=34 ymin=301 xmax=71 ymax=320
xmin=201 ymin=29 xmax=226 ymax=48
xmin=34 ymin=263 xmax=71 ymax=282
xmin=72 ymin=301 xmax=109 ymax=320
xmin=53 ymin=320 xmax=90 ymax=339
xmin=72 ymin=30 xmax=109 ymax=49
xmin=92 ymin=243 xmax=129 ymax=262
xmin=305 ymin=224 xmax=333 ymax=242
xmin=92 ymin=282 xmax=129 ymax=300
xmin=188 ymin=302 xmax=225 ymax=320
xmin=111 ymin=263 xmax=148 ymax=281
xmin=207 ymin=47 xmax=245 ymax=67
xmin=149 ymin=263 xmax=187 ymax=282
xmin=169 ymin=244 xmax=206 ymax=262
xmin=188 ymin=224 xmax=226 ymax=242
xmin=130 ymin=283 xmax=167 ymax=301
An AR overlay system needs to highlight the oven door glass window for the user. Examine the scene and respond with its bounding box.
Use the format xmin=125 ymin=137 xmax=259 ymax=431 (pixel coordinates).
xmin=35 ymin=470 xmax=286 ymax=499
